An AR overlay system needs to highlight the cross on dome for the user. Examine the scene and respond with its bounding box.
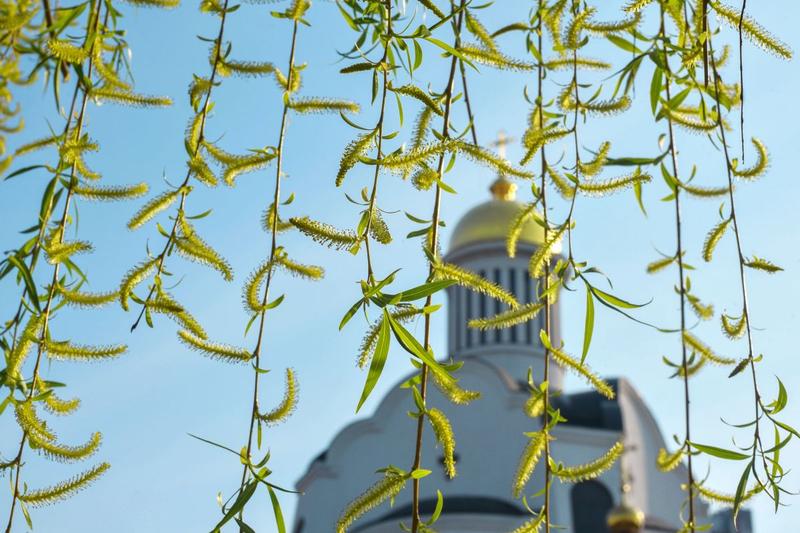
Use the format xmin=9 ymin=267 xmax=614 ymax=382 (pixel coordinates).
xmin=489 ymin=130 xmax=518 ymax=201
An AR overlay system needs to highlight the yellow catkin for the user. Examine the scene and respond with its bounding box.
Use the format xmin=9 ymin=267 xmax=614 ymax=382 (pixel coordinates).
xmin=358 ymin=307 xmax=420 ymax=368
xmin=20 ymin=463 xmax=110 ymax=507
xmin=509 ymin=512 xmax=546 ymax=533
xmin=337 ymin=132 xmax=376 ymax=187
xmin=546 ymin=341 xmax=615 ymax=399
xmin=222 ymin=153 xmax=276 ymax=186
xmin=454 ymin=140 xmax=534 ymax=178
xmin=710 ymin=1 xmax=792 ymax=59
xmin=432 ymin=262 xmax=519 ymax=309
xmin=553 ymin=442 xmax=624 ymax=482
xmin=177 ymin=329 xmax=252 ymax=363
xmin=74 ymin=183 xmax=148 ymax=201
xmin=58 ymin=286 xmax=118 ymax=308
xmin=148 ymin=293 xmax=207 ymax=340
xmin=119 ymin=258 xmax=157 ymax=310
xmin=693 ymin=482 xmax=762 ymax=506
xmin=275 ymin=254 xmax=325 ymax=280
xmin=469 ymin=303 xmax=544 ymax=330
xmin=47 ymin=39 xmax=88 ymax=64
xmin=507 ymin=203 xmax=536 ymax=258
xmin=577 ymin=170 xmax=652 ymax=197
xmin=5 ymin=313 xmax=42 ymax=384
xmin=368 ymin=210 xmax=392 ymax=245
xmin=243 ymin=261 xmax=272 ymax=313
xmin=524 ymin=393 xmax=545 ymax=418
xmin=127 ymin=189 xmax=182 ymax=230
xmin=44 ymin=340 xmax=127 ymax=361
xmin=290 ymin=216 xmax=358 ymax=250
xmin=428 ymin=408 xmax=457 ymax=478
xmin=90 ymin=87 xmax=172 ymax=107
xmin=687 ymin=294 xmax=714 ymax=321
xmin=459 ymin=43 xmax=534 ymax=71
xmin=529 ymin=226 xmax=565 ymax=279
xmin=702 ymin=218 xmax=731 ymax=262
xmin=258 ymin=368 xmax=298 ymax=425
xmin=682 ymin=332 xmax=735 ymax=365
xmin=174 ymin=230 xmax=233 ymax=282
xmin=29 ymin=431 xmax=102 ymax=463
xmin=657 ymin=447 xmax=684 ymax=472
xmin=287 ymin=98 xmax=359 ymax=114
xmin=15 ymin=401 xmax=55 ymax=442
xmin=721 ymin=313 xmax=746 ymax=339
xmin=577 ymin=141 xmax=611 ymax=177
xmin=513 ymin=431 xmax=548 ymax=498
xmin=336 ymin=472 xmax=407 ymax=533
xmin=45 ymin=240 xmax=93 ymax=264
xmin=646 ymin=255 xmax=675 ymax=274
xmin=732 ymin=138 xmax=768 ymax=179
xmin=431 ymin=371 xmax=481 ymax=406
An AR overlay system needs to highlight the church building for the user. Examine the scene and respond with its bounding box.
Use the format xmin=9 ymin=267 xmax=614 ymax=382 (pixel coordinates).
xmin=292 ymin=170 xmax=749 ymax=533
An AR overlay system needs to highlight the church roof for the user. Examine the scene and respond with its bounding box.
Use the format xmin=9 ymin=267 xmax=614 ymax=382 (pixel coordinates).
xmin=302 ymin=377 xmax=624 ymax=473
xmin=448 ymin=177 xmax=547 ymax=253
xmin=554 ymin=378 xmax=624 ymax=432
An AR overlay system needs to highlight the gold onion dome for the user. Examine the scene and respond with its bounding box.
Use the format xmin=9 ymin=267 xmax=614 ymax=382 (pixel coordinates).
xmin=448 ymin=176 xmax=546 ymax=252
xmin=606 ymin=502 xmax=645 ymax=533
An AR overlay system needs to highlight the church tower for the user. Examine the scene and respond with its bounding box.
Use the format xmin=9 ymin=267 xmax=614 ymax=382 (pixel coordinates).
xmin=444 ymin=173 xmax=564 ymax=388
xmin=292 ymin=134 xmax=706 ymax=533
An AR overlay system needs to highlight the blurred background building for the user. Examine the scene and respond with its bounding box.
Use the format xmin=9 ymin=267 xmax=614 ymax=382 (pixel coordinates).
xmin=292 ymin=166 xmax=751 ymax=533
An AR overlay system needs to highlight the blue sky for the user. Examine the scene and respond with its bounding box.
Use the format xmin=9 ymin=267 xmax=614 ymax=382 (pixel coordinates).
xmin=1 ymin=1 xmax=798 ymax=531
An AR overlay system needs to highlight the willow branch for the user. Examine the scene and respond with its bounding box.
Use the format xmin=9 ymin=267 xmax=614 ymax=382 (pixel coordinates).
xmin=708 ymin=36 xmax=767 ymax=486
xmin=535 ymin=2 xmax=551 ymax=530
xmin=659 ymin=7 xmax=696 ymax=530
xmin=409 ymin=2 xmax=465 ymax=531
xmin=130 ymin=0 xmax=232 ymax=332
xmin=238 ymin=20 xmax=301 ymax=511
xmin=737 ymin=0 xmax=747 ymax=160
xmin=4 ymin=2 xmax=105 ymax=530
xmin=362 ymin=0 xmax=393 ymax=284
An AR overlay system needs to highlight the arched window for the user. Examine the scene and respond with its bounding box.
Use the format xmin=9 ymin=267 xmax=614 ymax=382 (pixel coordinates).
xmin=571 ymin=480 xmax=613 ymax=533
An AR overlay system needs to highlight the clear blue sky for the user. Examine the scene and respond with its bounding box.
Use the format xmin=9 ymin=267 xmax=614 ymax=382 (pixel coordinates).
xmin=1 ymin=1 xmax=798 ymax=531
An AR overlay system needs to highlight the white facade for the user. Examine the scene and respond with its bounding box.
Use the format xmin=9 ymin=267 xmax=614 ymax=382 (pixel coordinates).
xmin=293 ymin=195 xmax=706 ymax=533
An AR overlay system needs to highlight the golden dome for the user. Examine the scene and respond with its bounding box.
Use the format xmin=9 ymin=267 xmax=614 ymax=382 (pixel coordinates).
xmin=449 ymin=177 xmax=548 ymax=252
xmin=607 ymin=503 xmax=645 ymax=531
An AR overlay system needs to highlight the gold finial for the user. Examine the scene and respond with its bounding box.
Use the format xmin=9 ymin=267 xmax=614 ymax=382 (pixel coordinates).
xmin=490 ymin=177 xmax=517 ymax=201
xmin=489 ymin=130 xmax=517 ymax=201
xmin=607 ymin=443 xmax=645 ymax=533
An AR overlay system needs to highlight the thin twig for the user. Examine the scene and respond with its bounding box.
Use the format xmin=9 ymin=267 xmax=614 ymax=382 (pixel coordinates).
xmin=737 ymin=0 xmax=747 ymax=161
xmin=130 ymin=0 xmax=232 ymax=332
xmin=535 ymin=2 xmax=551 ymax=530
xmin=659 ymin=6 xmax=696 ymax=530
xmin=708 ymin=35 xmax=768 ymax=496
xmin=4 ymin=2 xmax=104 ymax=530
xmin=410 ymin=1 xmax=465 ymax=531
xmin=238 ymin=20 xmax=301 ymax=515
xmin=362 ymin=0 xmax=393 ymax=284
xmin=459 ymin=58 xmax=478 ymax=146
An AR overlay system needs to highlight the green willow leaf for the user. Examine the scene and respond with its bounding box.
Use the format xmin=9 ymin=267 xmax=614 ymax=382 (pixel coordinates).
xmin=356 ymin=311 xmax=390 ymax=412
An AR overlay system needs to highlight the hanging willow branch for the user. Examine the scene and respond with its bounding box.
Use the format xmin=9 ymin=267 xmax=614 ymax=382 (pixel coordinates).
xmin=2 ymin=0 xmax=171 ymax=529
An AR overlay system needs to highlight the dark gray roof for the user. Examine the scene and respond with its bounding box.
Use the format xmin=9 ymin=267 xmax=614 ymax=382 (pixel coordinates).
xmin=552 ymin=378 xmax=623 ymax=432
xmin=353 ymin=496 xmax=528 ymax=532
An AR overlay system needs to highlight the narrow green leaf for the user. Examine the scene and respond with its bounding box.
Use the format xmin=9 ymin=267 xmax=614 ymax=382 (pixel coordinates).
xmin=210 ymin=480 xmax=257 ymax=533
xmin=267 ymin=485 xmax=286 ymax=533
xmin=591 ymin=285 xmax=648 ymax=309
xmin=356 ymin=312 xmax=390 ymax=412
xmin=733 ymin=462 xmax=752 ymax=526
xmin=689 ymin=442 xmax=750 ymax=460
xmin=8 ymin=256 xmax=40 ymax=311
xmin=581 ymin=285 xmax=595 ymax=364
